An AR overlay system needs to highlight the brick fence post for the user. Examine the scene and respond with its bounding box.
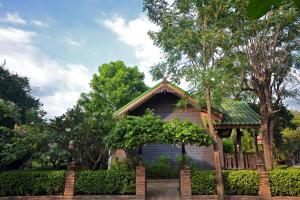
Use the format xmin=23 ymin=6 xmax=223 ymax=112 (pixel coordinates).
xmin=180 ymin=166 xmax=192 ymax=200
xmin=136 ymin=165 xmax=146 ymax=199
xmin=256 ymin=162 xmax=271 ymax=198
xmin=64 ymin=169 xmax=75 ymax=200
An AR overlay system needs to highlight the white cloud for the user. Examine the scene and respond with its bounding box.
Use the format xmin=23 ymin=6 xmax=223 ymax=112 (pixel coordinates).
xmin=0 ymin=27 xmax=91 ymax=118
xmin=31 ymin=20 xmax=48 ymax=27
xmin=0 ymin=12 xmax=27 ymax=25
xmin=65 ymin=37 xmax=81 ymax=46
xmin=100 ymin=15 xmax=162 ymax=86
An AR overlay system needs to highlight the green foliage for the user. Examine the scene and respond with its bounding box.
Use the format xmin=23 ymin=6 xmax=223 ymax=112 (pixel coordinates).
xmin=191 ymin=170 xmax=216 ymax=195
xmin=48 ymin=104 xmax=108 ymax=169
xmin=223 ymin=170 xmax=259 ymax=195
xmin=87 ymin=60 xmax=148 ymax=111
xmin=278 ymin=128 xmax=300 ymax=165
xmin=222 ymin=138 xmax=234 ymax=153
xmin=106 ymin=112 xmax=212 ymax=152
xmin=247 ymin=0 xmax=300 ymax=19
xmin=106 ymin=110 xmax=164 ymax=151
xmin=163 ymin=118 xmax=212 ymax=147
xmin=191 ymin=170 xmax=259 ymax=195
xmin=0 ymin=170 xmax=66 ymax=196
xmin=269 ymin=168 xmax=300 ymax=196
xmin=0 ymin=65 xmax=41 ymax=124
xmin=146 ymin=155 xmax=178 ymax=179
xmin=144 ymin=0 xmax=242 ymax=105
xmin=241 ymin=131 xmax=256 ymax=153
xmin=74 ymin=168 xmax=135 ymax=195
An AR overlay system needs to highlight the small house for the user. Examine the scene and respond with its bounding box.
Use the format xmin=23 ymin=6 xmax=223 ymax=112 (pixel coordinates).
xmin=112 ymin=80 xmax=260 ymax=169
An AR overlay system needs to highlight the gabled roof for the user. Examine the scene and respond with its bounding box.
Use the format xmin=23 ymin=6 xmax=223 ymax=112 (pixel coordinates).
xmin=114 ymin=80 xmax=197 ymax=117
xmin=114 ymin=81 xmax=260 ymax=127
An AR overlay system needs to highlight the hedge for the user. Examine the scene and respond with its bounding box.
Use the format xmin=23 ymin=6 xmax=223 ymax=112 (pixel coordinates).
xmin=268 ymin=168 xmax=300 ymax=196
xmin=74 ymin=169 xmax=135 ymax=195
xmin=191 ymin=170 xmax=259 ymax=195
xmin=191 ymin=170 xmax=216 ymax=195
xmin=0 ymin=170 xmax=66 ymax=196
xmin=223 ymin=170 xmax=259 ymax=195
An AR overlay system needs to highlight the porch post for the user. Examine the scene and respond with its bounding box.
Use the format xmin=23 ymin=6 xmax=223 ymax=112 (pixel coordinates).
xmin=236 ymin=129 xmax=244 ymax=169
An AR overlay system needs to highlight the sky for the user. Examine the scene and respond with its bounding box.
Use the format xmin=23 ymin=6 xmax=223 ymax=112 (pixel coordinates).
xmin=0 ymin=0 xmax=163 ymax=118
xmin=0 ymin=0 xmax=299 ymax=118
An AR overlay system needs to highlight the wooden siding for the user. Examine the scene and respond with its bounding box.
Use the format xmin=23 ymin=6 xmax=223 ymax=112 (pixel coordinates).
xmin=130 ymin=92 xmax=215 ymax=169
xmin=142 ymin=144 xmax=182 ymax=166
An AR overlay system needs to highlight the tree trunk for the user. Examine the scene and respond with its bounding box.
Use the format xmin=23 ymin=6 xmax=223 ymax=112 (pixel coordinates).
xmin=206 ymin=88 xmax=225 ymax=200
xmin=259 ymin=89 xmax=273 ymax=170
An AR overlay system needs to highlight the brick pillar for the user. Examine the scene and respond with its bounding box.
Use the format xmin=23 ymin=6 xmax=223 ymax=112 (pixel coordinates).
xmin=257 ymin=162 xmax=271 ymax=198
xmin=136 ymin=165 xmax=146 ymax=199
xmin=64 ymin=170 xmax=75 ymax=200
xmin=180 ymin=167 xmax=192 ymax=200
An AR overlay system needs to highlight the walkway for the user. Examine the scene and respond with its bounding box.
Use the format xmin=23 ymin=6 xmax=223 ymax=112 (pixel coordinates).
xmin=146 ymin=179 xmax=180 ymax=200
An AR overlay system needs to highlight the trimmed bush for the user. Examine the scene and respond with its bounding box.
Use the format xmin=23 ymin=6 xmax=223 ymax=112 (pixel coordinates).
xmin=146 ymin=155 xmax=178 ymax=179
xmin=223 ymin=170 xmax=259 ymax=195
xmin=191 ymin=170 xmax=259 ymax=195
xmin=74 ymin=168 xmax=135 ymax=195
xmin=269 ymin=168 xmax=300 ymax=196
xmin=191 ymin=170 xmax=216 ymax=195
xmin=0 ymin=170 xmax=66 ymax=196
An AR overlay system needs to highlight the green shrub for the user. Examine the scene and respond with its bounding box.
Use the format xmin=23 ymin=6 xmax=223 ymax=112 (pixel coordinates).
xmin=269 ymin=168 xmax=300 ymax=196
xmin=146 ymin=155 xmax=178 ymax=178
xmin=191 ymin=170 xmax=259 ymax=195
xmin=74 ymin=168 xmax=135 ymax=195
xmin=0 ymin=170 xmax=66 ymax=196
xmin=222 ymin=138 xmax=234 ymax=153
xmin=223 ymin=170 xmax=259 ymax=195
xmin=191 ymin=170 xmax=216 ymax=195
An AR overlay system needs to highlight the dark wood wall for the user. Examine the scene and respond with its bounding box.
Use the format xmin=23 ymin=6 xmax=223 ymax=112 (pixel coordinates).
xmin=129 ymin=92 xmax=215 ymax=169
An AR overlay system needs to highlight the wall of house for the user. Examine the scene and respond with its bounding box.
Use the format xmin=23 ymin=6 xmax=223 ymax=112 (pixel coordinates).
xmin=129 ymin=92 xmax=215 ymax=169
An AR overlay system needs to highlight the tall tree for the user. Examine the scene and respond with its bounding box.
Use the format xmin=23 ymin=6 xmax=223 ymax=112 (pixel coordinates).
xmin=84 ymin=60 xmax=148 ymax=111
xmin=232 ymin=1 xmax=300 ymax=170
xmin=0 ymin=64 xmax=41 ymax=124
xmin=143 ymin=1 xmax=240 ymax=199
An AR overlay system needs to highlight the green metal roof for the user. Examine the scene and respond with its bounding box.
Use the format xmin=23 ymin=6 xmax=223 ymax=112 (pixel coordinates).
xmin=114 ymin=81 xmax=260 ymax=126
xmin=218 ymin=99 xmax=260 ymax=126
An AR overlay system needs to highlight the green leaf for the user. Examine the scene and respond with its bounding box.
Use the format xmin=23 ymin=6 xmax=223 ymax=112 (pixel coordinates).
xmin=247 ymin=0 xmax=282 ymax=19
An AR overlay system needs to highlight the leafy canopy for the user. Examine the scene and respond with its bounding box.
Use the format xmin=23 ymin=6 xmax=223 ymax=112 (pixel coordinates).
xmin=106 ymin=111 xmax=212 ymax=151
xmin=87 ymin=60 xmax=148 ymax=111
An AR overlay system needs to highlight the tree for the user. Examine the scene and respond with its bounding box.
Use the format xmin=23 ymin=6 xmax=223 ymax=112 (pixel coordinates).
xmin=49 ymin=105 xmax=109 ymax=169
xmin=43 ymin=61 xmax=149 ymax=169
xmin=0 ymin=63 xmax=45 ymax=169
xmin=0 ymin=64 xmax=41 ymax=124
xmin=233 ymin=1 xmax=299 ymax=170
xmin=85 ymin=61 xmax=148 ymax=111
xmin=143 ymin=1 xmax=239 ymax=198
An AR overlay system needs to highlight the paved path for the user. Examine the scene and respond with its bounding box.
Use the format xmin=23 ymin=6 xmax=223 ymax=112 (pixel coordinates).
xmin=146 ymin=179 xmax=180 ymax=200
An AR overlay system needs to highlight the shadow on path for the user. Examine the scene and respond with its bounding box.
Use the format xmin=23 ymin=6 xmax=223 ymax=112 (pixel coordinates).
xmin=146 ymin=179 xmax=180 ymax=200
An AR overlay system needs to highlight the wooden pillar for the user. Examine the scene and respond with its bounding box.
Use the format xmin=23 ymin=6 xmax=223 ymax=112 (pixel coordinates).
xmin=236 ymin=128 xmax=245 ymax=169
xmin=216 ymin=134 xmax=225 ymax=168
xmin=136 ymin=165 xmax=146 ymax=199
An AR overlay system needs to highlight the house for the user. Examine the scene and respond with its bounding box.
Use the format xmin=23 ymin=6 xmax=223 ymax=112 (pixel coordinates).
xmin=111 ymin=80 xmax=260 ymax=169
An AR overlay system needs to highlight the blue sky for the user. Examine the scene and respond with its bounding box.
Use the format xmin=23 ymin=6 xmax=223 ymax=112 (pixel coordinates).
xmin=0 ymin=0 xmax=162 ymax=118
xmin=0 ymin=0 xmax=299 ymax=118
